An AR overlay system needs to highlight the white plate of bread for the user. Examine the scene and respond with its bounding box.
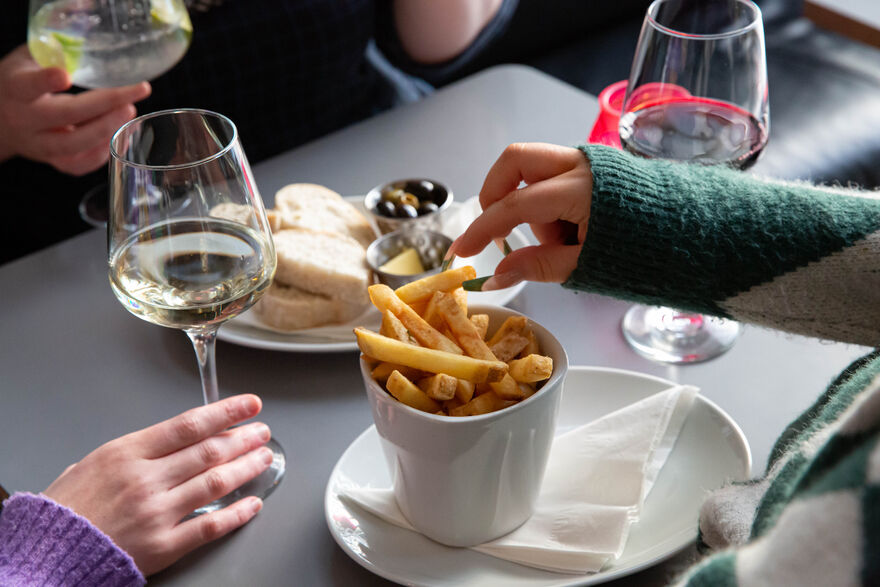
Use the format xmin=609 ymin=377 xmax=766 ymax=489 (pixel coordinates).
xmin=217 ymin=185 xmax=528 ymax=353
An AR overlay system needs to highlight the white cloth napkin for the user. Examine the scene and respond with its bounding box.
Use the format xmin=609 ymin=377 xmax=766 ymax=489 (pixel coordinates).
xmin=340 ymin=384 xmax=698 ymax=574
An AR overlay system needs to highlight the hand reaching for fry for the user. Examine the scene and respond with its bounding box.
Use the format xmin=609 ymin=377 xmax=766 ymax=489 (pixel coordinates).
xmin=449 ymin=143 xmax=593 ymax=290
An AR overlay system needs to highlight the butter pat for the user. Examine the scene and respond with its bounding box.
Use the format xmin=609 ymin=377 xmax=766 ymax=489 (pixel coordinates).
xmin=379 ymin=247 xmax=426 ymax=275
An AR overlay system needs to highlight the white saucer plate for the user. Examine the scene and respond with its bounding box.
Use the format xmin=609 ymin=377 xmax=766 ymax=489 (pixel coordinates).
xmin=218 ymin=197 xmax=528 ymax=353
xmin=325 ymin=366 xmax=751 ymax=586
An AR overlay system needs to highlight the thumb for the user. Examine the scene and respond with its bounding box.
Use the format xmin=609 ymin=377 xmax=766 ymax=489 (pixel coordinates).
xmin=480 ymin=244 xmax=582 ymax=290
xmin=8 ymin=64 xmax=70 ymax=101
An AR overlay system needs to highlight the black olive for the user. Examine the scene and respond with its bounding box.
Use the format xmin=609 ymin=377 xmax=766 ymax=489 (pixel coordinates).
xmin=417 ymin=201 xmax=439 ymax=216
xmin=395 ymin=203 xmax=418 ymax=218
xmin=375 ymin=200 xmax=396 ymax=217
xmin=405 ymin=180 xmax=433 ymax=201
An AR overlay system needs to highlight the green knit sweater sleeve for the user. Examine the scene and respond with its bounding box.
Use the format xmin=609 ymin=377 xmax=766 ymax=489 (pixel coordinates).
xmin=564 ymin=145 xmax=880 ymax=347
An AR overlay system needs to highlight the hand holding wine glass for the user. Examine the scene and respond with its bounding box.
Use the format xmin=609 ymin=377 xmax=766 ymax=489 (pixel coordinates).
xmin=0 ymin=45 xmax=150 ymax=174
xmin=108 ymin=109 xmax=285 ymax=516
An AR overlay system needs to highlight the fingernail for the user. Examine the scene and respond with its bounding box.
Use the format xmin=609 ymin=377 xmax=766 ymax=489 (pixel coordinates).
xmin=250 ymin=497 xmax=263 ymax=514
xmin=255 ymin=423 xmax=271 ymax=442
xmin=482 ymin=271 xmax=522 ymax=291
xmin=462 ymin=276 xmax=490 ymax=291
xmin=259 ymin=447 xmax=274 ymax=465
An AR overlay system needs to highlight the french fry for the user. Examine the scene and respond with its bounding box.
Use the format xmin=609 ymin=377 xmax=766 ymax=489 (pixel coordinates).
xmin=435 ymin=292 xmax=525 ymax=400
xmin=517 ymin=382 xmax=537 ymax=399
xmin=490 ymin=332 xmax=530 ymax=363
xmin=371 ymin=362 xmax=423 ymax=384
xmin=470 ymin=314 xmax=489 ymax=340
xmin=380 ymin=309 xmax=410 ymax=343
xmin=418 ymin=373 xmax=457 ymax=401
xmin=394 ymin=266 xmax=477 ymax=305
xmin=386 ymin=370 xmax=441 ymax=413
xmin=434 ymin=292 xmax=494 ymax=360
xmin=444 ymin=397 xmax=466 ymax=412
xmin=369 ymin=284 xmax=462 ymax=355
xmin=449 ymin=392 xmax=516 ymax=417
xmin=508 ymin=354 xmax=553 ymax=383
xmin=487 ymin=315 xmax=528 ymax=347
xmin=519 ymin=329 xmax=540 ymax=358
xmin=421 ymin=291 xmax=446 ymax=330
xmin=355 ymin=327 xmax=507 ymax=383
xmin=454 ymin=378 xmax=475 ymax=404
xmin=452 ymin=287 xmax=468 ymax=315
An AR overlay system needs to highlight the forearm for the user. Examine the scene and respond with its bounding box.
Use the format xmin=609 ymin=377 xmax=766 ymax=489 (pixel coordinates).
xmin=392 ymin=0 xmax=503 ymax=64
xmin=567 ymin=145 xmax=880 ymax=347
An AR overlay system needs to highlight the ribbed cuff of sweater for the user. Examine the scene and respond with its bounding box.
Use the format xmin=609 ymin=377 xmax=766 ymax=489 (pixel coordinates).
xmin=564 ymin=144 xmax=880 ymax=318
xmin=0 ymin=492 xmax=145 ymax=587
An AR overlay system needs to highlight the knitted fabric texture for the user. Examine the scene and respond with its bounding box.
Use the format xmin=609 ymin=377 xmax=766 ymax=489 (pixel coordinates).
xmin=565 ymin=145 xmax=880 ymax=586
xmin=0 ymin=493 xmax=144 ymax=587
xmin=567 ymin=145 xmax=880 ymax=347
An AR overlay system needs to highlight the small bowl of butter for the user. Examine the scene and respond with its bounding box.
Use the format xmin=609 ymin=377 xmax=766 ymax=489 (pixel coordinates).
xmin=366 ymin=229 xmax=453 ymax=289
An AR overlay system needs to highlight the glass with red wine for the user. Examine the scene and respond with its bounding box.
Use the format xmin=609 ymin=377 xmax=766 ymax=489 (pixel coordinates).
xmin=619 ymin=0 xmax=769 ymax=363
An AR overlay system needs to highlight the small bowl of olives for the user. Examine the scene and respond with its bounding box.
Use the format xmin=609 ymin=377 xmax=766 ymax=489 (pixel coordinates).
xmin=366 ymin=229 xmax=453 ymax=289
xmin=364 ymin=178 xmax=453 ymax=235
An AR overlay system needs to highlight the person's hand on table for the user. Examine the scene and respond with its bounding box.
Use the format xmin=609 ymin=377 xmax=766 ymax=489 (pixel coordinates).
xmin=0 ymin=44 xmax=151 ymax=175
xmin=43 ymin=394 xmax=273 ymax=576
xmin=449 ymin=143 xmax=593 ymax=290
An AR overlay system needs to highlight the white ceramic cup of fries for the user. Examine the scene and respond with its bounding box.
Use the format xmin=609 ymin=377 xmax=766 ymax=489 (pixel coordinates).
xmin=358 ymin=303 xmax=568 ymax=547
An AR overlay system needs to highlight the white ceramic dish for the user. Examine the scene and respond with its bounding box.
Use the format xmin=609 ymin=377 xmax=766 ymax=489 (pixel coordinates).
xmin=218 ymin=197 xmax=528 ymax=353
xmin=325 ymin=366 xmax=751 ymax=586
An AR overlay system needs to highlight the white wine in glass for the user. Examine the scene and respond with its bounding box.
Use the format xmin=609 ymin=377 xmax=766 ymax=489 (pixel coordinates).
xmin=28 ymin=0 xmax=191 ymax=89
xmin=618 ymin=0 xmax=769 ymax=364
xmin=108 ymin=109 xmax=284 ymax=515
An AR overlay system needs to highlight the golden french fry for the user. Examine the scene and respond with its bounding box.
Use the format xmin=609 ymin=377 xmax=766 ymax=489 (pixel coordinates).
xmin=371 ymin=361 xmax=423 ymax=384
xmin=394 ymin=266 xmax=477 ymax=305
xmin=386 ymin=370 xmax=441 ymax=413
xmin=355 ymin=328 xmax=507 ymax=383
xmin=518 ymin=382 xmax=537 ymax=398
xmin=380 ymin=309 xmax=410 ymax=343
xmin=519 ymin=329 xmax=540 ymax=358
xmin=452 ymin=287 xmax=468 ymax=315
xmin=508 ymin=354 xmax=553 ymax=383
xmin=449 ymin=392 xmax=516 ymax=417
xmin=418 ymin=373 xmax=457 ymax=401
xmin=490 ymin=332 xmax=530 ymax=363
xmin=444 ymin=397 xmax=465 ymax=412
xmin=409 ymin=299 xmax=429 ymax=317
xmin=487 ymin=315 xmax=528 ymax=347
xmin=470 ymin=313 xmax=489 ymax=340
xmin=434 ymin=292 xmax=494 ymax=360
xmin=422 ymin=291 xmax=446 ymax=331
xmin=434 ymin=292 xmax=524 ymax=399
xmin=369 ymin=284 xmax=462 ymax=355
xmin=454 ymin=378 xmax=475 ymax=404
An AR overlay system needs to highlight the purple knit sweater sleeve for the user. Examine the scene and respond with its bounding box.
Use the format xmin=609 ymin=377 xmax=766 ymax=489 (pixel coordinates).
xmin=0 ymin=492 xmax=145 ymax=587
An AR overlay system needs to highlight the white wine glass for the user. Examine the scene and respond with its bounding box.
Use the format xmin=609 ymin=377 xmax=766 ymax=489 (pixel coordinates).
xmin=28 ymin=0 xmax=193 ymax=226
xmin=108 ymin=109 xmax=284 ymax=515
xmin=618 ymin=0 xmax=769 ymax=363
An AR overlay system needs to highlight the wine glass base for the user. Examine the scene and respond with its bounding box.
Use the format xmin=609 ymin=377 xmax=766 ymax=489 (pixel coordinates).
xmin=622 ymin=304 xmax=740 ymax=364
xmin=187 ymin=438 xmax=286 ymax=519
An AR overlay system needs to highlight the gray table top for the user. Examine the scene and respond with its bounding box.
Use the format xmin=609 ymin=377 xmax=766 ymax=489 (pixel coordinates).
xmin=0 ymin=64 xmax=869 ymax=586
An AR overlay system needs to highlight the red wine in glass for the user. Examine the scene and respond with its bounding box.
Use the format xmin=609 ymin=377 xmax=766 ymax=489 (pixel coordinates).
xmin=620 ymin=97 xmax=768 ymax=169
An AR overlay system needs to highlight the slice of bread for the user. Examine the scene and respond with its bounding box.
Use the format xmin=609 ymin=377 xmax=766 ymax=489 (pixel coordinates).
xmin=274 ymin=183 xmax=376 ymax=248
xmin=253 ymin=282 xmax=367 ymax=331
xmin=272 ymin=228 xmax=370 ymax=305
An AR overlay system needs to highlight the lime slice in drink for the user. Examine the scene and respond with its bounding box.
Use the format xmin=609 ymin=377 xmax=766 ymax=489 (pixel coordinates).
xmin=150 ymin=0 xmax=193 ymax=34
xmin=28 ymin=31 xmax=84 ymax=74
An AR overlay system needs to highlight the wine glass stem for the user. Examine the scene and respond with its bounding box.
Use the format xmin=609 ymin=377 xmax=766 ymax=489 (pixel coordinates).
xmin=186 ymin=328 xmax=219 ymax=405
